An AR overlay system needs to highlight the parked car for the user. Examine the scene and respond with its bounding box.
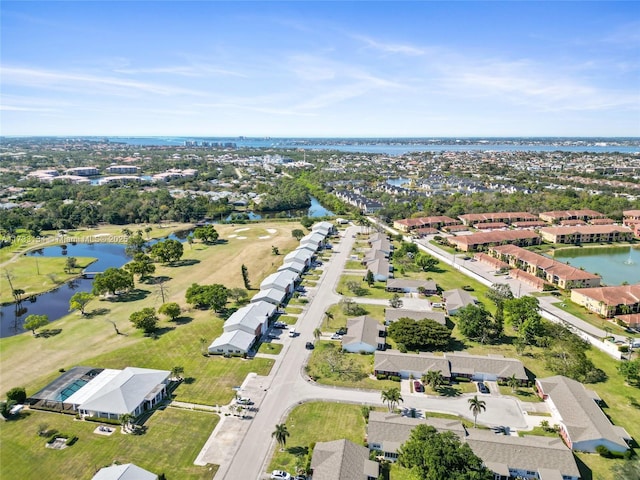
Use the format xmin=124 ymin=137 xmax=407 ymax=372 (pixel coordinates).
xmin=236 ymin=397 xmax=253 ymax=405
xmin=331 ymin=333 xmax=342 ymax=340
xmin=336 ymin=327 xmax=347 ymax=335
xmin=477 ymin=382 xmax=489 ymax=394
xmin=413 ymin=380 xmax=424 ymax=392
xmin=289 ymin=328 xmax=297 ymax=338
xmin=293 ymin=476 xmax=307 ymax=480
xmin=273 ymin=322 xmax=287 ymax=329
xmin=271 ymin=471 xmax=291 ymax=480
xmin=305 ymin=342 xmax=314 ymax=350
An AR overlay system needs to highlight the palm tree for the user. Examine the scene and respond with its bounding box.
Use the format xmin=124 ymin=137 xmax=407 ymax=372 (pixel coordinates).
xmin=313 ymin=328 xmax=321 ymax=342
xmin=171 ymin=366 xmax=184 ymax=381
xmin=324 ymin=311 xmax=334 ymax=329
xmin=120 ymin=413 xmax=134 ymax=432
xmin=468 ymin=395 xmax=486 ymax=428
xmin=507 ymin=374 xmax=519 ymax=393
xmin=381 ymin=387 xmax=403 ymax=412
xmin=272 ymin=423 xmax=290 ymax=451
xmin=423 ymin=370 xmax=445 ymax=392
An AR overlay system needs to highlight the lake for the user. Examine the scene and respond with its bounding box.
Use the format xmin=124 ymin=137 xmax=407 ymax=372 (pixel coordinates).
xmin=553 ymin=246 xmax=640 ymax=286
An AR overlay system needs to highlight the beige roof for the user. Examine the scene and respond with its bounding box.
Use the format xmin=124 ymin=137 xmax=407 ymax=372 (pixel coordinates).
xmin=385 ymin=309 xmax=447 ymax=325
xmin=537 ymin=375 xmax=629 ymax=450
xmin=311 ymin=439 xmax=379 ymax=480
xmin=342 ymin=316 xmax=385 ymax=349
xmin=539 ymin=209 xmax=605 ymax=220
xmin=466 ymin=429 xmax=580 ymax=479
xmin=442 ymin=289 xmax=476 ymax=311
xmin=459 ymin=212 xmax=538 ymax=223
xmin=540 ymin=225 xmax=632 ymax=236
xmin=445 ymin=352 xmax=528 ymax=381
xmin=374 ymin=350 xmax=451 ymax=377
xmin=572 ymin=284 xmax=640 ymax=306
xmin=386 ymin=278 xmax=437 ymax=291
xmin=448 ymin=230 xmax=539 ymax=247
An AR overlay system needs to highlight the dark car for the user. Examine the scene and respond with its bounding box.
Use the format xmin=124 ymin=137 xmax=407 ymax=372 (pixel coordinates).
xmin=413 ymin=380 xmax=424 ymax=392
xmin=477 ymin=382 xmax=489 ymax=394
xmin=336 ymin=327 xmax=347 ymax=336
xmin=305 ymin=342 xmax=315 ymax=350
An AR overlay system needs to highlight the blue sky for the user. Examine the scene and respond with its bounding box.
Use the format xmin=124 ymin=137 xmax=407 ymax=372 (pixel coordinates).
xmin=1 ymin=1 xmax=638 ymax=137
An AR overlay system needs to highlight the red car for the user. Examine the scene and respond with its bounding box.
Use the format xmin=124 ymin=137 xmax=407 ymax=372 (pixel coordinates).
xmin=413 ymin=380 xmax=424 ymax=392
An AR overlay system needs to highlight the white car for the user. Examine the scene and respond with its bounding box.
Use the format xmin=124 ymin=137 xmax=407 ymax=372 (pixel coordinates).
xmin=271 ymin=471 xmax=291 ymax=480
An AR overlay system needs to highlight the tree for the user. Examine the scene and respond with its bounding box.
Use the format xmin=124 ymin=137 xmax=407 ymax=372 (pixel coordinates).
xmin=619 ymin=358 xmax=640 ymax=386
xmin=272 ymin=423 xmax=290 ymax=451
xmin=193 ymin=224 xmax=219 ymax=243
xmin=423 ymin=370 xmax=445 ymax=391
xmin=291 ymin=229 xmax=305 ymax=241
xmin=158 ymin=302 xmax=181 ymax=321
xmin=300 ymin=217 xmax=314 ymax=229
xmin=389 ymin=294 xmax=403 ymax=309
xmin=398 ymin=425 xmax=493 ymax=480
xmin=507 ymin=373 xmax=519 ymax=393
xmin=313 ymin=328 xmax=321 ymax=341
xmin=129 ymin=308 xmax=158 ymax=334
xmin=64 ymin=256 xmax=78 ymax=273
xmin=170 ymin=366 xmax=184 ymax=381
xmin=6 ymin=387 xmax=26 ymax=404
xmin=69 ymin=291 xmax=94 ymax=316
xmin=456 ymin=304 xmax=496 ymax=344
xmin=271 ymin=246 xmax=280 ymax=255
xmin=365 ymin=270 xmax=374 ymax=287
xmin=92 ymin=267 xmax=134 ymax=296
xmin=156 ymin=278 xmax=170 ymax=304
xmin=124 ymin=253 xmax=156 ymax=282
xmin=229 ymin=288 xmax=248 ymax=304
xmin=486 ymin=283 xmax=513 ymax=307
xmin=125 ymin=232 xmax=147 ymax=257
xmin=209 ymin=284 xmax=229 ymax=312
xmin=149 ymin=239 xmax=183 ymax=264
xmin=381 ymin=387 xmax=403 ymax=412
xmin=0 ymin=400 xmax=17 ymax=419
xmin=23 ymin=314 xmax=48 ymax=335
xmin=347 ymin=280 xmax=366 ymax=296
xmin=120 ymin=413 xmax=135 ymax=432
xmin=185 ymin=283 xmax=229 ymax=312
xmin=468 ymin=395 xmax=486 ymax=428
xmin=387 ymin=317 xmax=451 ymax=351
xmin=415 ymin=252 xmax=438 ymax=272
xmin=504 ymin=296 xmax=540 ymax=333
xmin=241 ymin=264 xmax=251 ymax=290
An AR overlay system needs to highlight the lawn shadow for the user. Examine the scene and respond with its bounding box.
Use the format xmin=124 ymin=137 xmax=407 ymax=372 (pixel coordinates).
xmin=36 ymin=328 xmax=62 ymax=338
xmin=438 ymin=386 xmax=462 ymax=397
xmin=85 ymin=307 xmax=110 ymax=318
xmin=172 ymin=316 xmax=193 ymax=325
xmin=111 ymin=289 xmax=150 ymax=302
xmin=149 ymin=326 xmax=176 ymax=338
xmin=287 ymin=446 xmax=309 ymax=457
xmin=170 ymin=259 xmax=200 ymax=267
xmin=147 ymin=275 xmax=172 ymax=285
xmin=183 ymin=377 xmax=196 ymax=385
xmin=574 ymin=454 xmax=593 ymax=480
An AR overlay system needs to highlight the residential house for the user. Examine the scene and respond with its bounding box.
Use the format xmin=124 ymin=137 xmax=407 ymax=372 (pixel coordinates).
xmin=300 ymin=231 xmax=326 ymax=250
xmin=615 ymin=313 xmax=640 ymax=329
xmin=250 ymin=288 xmax=287 ymax=307
xmin=105 ymin=165 xmax=141 ymax=175
xmin=536 ymin=375 xmax=630 ymax=453
xmin=366 ymin=412 xmax=581 ymax=480
xmin=341 ymin=316 xmax=386 ymax=353
xmin=393 ymin=216 xmax=460 ymax=233
xmin=570 ymin=284 xmax=640 ymax=318
xmin=260 ymin=270 xmax=298 ymax=295
xmin=374 ymin=350 xmax=451 ymax=379
xmin=92 ymin=463 xmax=158 ymax=480
xmin=384 ymin=309 xmax=447 ymax=326
xmin=446 ymin=230 xmax=541 ymax=252
xmin=539 ymin=209 xmax=607 ymax=224
xmin=623 ymin=209 xmax=640 ymax=238
xmin=284 ymin=247 xmax=315 ymax=266
xmin=310 ymin=439 xmax=379 ymax=480
xmin=208 ymin=329 xmax=256 ymax=356
xmin=223 ymin=301 xmax=275 ymax=336
xmin=458 ymin=212 xmax=538 ymax=226
xmin=489 ymin=244 xmax=601 ymax=289
xmin=312 ymin=221 xmax=336 ymax=236
xmin=539 ymin=225 xmax=633 ymax=244
xmin=66 ymin=367 xmax=170 ymax=420
xmin=385 ymin=278 xmax=437 ymax=294
xmin=446 ymin=352 xmax=528 ymax=383
xmin=442 ymin=289 xmax=476 ymax=315
xmin=277 ymin=258 xmax=307 ymax=275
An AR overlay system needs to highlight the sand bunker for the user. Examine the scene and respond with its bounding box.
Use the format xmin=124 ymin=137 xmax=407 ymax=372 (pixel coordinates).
xmin=227 ymin=234 xmax=237 ymax=238
xmin=266 ymin=228 xmax=277 ymax=234
xmin=258 ymin=235 xmax=271 ymax=239
xmin=237 ymin=236 xmax=247 ymax=240
xmin=234 ymin=228 xmax=250 ymax=232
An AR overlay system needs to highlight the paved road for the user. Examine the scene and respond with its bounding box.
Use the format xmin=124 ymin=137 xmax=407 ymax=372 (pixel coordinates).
xmin=207 ymin=225 xmax=530 ymax=480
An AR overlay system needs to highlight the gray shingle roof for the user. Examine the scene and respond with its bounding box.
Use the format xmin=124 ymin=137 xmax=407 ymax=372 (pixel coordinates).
xmin=537 ymin=375 xmax=630 ymax=450
xmin=445 ymin=352 xmax=528 ymax=381
xmin=311 ymin=439 xmax=378 ymax=480
xmin=92 ymin=463 xmax=157 ymax=480
xmin=374 ymin=350 xmax=451 ymax=377
xmin=342 ymin=316 xmax=385 ymax=350
xmin=385 ymin=278 xmax=437 ymax=291
xmin=385 ymin=309 xmax=447 ymax=325
xmin=443 ymin=289 xmax=476 ymax=312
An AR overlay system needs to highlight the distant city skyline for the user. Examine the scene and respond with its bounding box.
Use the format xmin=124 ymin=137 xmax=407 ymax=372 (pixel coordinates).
xmin=1 ymin=1 xmax=638 ymax=137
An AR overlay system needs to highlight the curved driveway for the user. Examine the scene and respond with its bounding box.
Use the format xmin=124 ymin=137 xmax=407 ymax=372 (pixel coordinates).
xmin=203 ymin=225 xmax=529 ymax=480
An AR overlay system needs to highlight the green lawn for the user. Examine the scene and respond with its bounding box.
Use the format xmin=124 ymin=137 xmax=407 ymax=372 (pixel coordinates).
xmin=498 ymin=385 xmax=543 ymax=402
xmin=551 ymin=299 xmax=629 ymax=336
xmin=305 ymin=341 xmax=398 ymax=390
xmin=344 ymin=260 xmax=363 ymax=270
xmin=268 ymin=402 xmax=367 ymax=474
xmin=277 ymin=315 xmax=299 ymax=325
xmin=258 ymin=342 xmax=283 ymax=355
xmin=0 ymin=407 xmax=218 ymax=480
xmin=322 ymin=303 xmax=387 ymax=331
xmin=337 ymin=274 xmax=393 ymax=299
xmin=285 ymin=306 xmax=304 ymax=315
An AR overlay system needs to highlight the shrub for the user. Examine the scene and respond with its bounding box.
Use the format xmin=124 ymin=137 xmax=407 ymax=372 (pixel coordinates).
xmin=6 ymin=387 xmax=26 ymax=404
xmin=455 ymin=376 xmax=471 ymax=383
xmin=376 ymin=374 xmax=388 ymax=380
xmin=389 ymin=375 xmax=401 ymax=382
xmin=596 ymin=445 xmax=611 ymax=457
xmin=66 ymin=436 xmax=79 ymax=446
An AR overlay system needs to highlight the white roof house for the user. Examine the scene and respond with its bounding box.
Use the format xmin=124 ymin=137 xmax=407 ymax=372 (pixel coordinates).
xmin=223 ymin=301 xmax=275 ymax=335
xmin=92 ymin=463 xmax=157 ymax=480
xmin=67 ymin=367 xmax=170 ymax=420
xmin=278 ymin=259 xmax=307 ymax=274
xmin=260 ymin=270 xmax=298 ymax=293
xmin=284 ymin=248 xmax=315 ymax=265
xmin=208 ymin=330 xmax=256 ymax=356
xmin=251 ymin=288 xmax=287 ymax=306
xmin=312 ymin=221 xmax=335 ymax=234
xmin=300 ymin=232 xmax=326 ymax=249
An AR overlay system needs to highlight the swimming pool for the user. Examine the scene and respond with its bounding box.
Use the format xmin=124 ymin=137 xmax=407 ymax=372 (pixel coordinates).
xmin=55 ymin=379 xmax=88 ymax=402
